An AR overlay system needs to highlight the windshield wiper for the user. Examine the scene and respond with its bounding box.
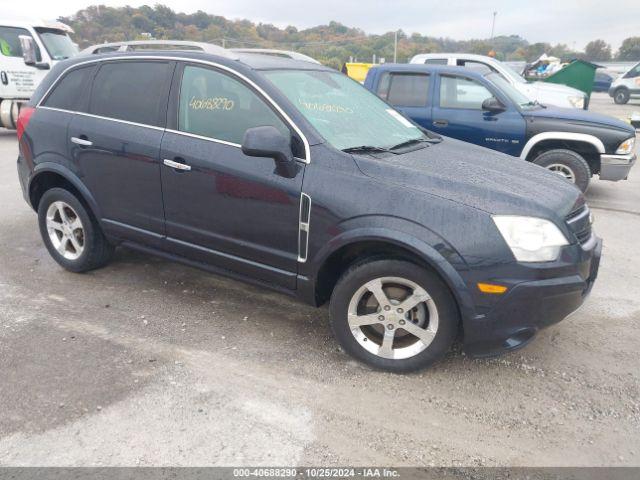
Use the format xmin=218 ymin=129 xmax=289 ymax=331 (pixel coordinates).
xmin=390 ymin=137 xmax=440 ymax=151
xmin=342 ymin=145 xmax=392 ymax=154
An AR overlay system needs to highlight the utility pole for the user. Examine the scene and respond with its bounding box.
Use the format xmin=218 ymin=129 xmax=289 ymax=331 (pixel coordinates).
xmin=490 ymin=11 xmax=497 ymax=40
xmin=394 ymin=30 xmax=398 ymax=63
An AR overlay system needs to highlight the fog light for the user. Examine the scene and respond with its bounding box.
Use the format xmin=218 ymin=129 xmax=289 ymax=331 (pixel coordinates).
xmin=477 ymin=282 xmax=508 ymax=294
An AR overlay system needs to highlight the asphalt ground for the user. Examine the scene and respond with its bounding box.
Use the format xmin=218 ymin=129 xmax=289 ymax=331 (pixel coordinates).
xmin=0 ymin=92 xmax=638 ymax=466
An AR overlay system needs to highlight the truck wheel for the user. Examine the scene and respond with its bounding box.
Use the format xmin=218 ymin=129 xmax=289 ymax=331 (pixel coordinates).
xmin=38 ymin=188 xmax=114 ymax=273
xmin=532 ymin=149 xmax=591 ymax=192
xmin=613 ymin=88 xmax=630 ymax=105
xmin=329 ymin=259 xmax=459 ymax=373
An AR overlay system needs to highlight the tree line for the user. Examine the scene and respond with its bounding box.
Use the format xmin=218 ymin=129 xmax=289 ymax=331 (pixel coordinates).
xmin=59 ymin=4 xmax=640 ymax=69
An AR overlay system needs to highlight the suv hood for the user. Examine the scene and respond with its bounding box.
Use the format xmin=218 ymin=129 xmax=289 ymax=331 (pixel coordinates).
xmin=525 ymin=105 xmax=635 ymax=133
xmin=353 ymin=137 xmax=582 ymax=219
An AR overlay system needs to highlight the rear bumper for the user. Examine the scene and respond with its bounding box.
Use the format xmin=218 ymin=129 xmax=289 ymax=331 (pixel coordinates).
xmin=463 ymin=237 xmax=602 ymax=358
xmin=599 ymin=153 xmax=636 ymax=181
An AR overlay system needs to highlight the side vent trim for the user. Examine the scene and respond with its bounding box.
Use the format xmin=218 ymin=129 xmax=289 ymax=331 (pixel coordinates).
xmin=298 ymin=193 xmax=311 ymax=263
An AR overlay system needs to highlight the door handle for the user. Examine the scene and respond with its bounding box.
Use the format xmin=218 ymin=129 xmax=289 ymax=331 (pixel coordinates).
xmin=433 ymin=119 xmax=448 ymax=127
xmin=163 ymin=158 xmax=191 ymax=172
xmin=70 ymin=136 xmax=92 ymax=146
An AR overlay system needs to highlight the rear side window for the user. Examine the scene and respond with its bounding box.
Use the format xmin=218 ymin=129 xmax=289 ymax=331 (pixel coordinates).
xmin=90 ymin=61 xmax=172 ymax=126
xmin=42 ymin=65 xmax=94 ymax=111
xmin=178 ymin=65 xmax=288 ymax=144
xmin=386 ymin=73 xmax=430 ymax=107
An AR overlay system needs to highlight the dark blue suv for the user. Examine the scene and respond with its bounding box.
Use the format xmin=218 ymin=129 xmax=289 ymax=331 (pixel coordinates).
xmin=365 ymin=64 xmax=637 ymax=192
xmin=16 ymin=46 xmax=601 ymax=372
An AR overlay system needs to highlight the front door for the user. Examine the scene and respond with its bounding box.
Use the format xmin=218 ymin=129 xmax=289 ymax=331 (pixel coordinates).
xmin=431 ymin=73 xmax=525 ymax=156
xmin=68 ymin=60 xmax=175 ymax=246
xmin=160 ymin=63 xmax=304 ymax=288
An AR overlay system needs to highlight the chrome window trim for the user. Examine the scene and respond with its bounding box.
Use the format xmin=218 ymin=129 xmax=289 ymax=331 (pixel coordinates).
xmin=297 ymin=192 xmax=311 ymax=263
xmin=165 ymin=128 xmax=242 ymax=148
xmin=38 ymin=106 xmax=166 ymax=131
xmin=36 ymin=55 xmax=311 ymax=163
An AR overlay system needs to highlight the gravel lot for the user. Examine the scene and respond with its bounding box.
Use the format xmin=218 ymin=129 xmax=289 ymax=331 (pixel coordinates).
xmin=0 ymin=92 xmax=639 ymax=467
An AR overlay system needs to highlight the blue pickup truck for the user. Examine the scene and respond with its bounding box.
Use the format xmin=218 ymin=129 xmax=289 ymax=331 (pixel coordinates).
xmin=364 ymin=64 xmax=636 ymax=192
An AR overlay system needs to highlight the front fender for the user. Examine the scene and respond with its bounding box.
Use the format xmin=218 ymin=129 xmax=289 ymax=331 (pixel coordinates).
xmin=302 ymin=222 xmax=476 ymax=324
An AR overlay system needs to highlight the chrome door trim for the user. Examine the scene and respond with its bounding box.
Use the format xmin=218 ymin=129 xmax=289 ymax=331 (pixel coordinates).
xmin=70 ymin=136 xmax=93 ymax=146
xmin=35 ymin=55 xmax=311 ymax=163
xmin=163 ymin=158 xmax=191 ymax=171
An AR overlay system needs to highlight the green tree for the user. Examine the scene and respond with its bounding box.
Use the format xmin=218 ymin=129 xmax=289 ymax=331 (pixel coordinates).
xmin=617 ymin=37 xmax=640 ymax=61
xmin=585 ymin=39 xmax=612 ymax=61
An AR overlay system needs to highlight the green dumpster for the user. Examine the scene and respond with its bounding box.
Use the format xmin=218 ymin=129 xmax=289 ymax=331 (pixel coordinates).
xmin=543 ymin=59 xmax=601 ymax=108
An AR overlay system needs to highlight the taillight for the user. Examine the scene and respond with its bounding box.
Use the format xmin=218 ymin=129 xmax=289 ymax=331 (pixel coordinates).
xmin=16 ymin=106 xmax=35 ymax=142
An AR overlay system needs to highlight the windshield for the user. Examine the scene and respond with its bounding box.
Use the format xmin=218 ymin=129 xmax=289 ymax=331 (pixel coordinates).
xmin=263 ymin=70 xmax=425 ymax=151
xmin=35 ymin=28 xmax=78 ymax=60
xmin=499 ymin=62 xmax=527 ymax=84
xmin=486 ymin=72 xmax=539 ymax=109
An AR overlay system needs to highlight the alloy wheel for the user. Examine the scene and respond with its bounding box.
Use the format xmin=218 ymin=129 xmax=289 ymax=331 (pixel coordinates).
xmin=46 ymin=201 xmax=85 ymax=260
xmin=546 ymin=163 xmax=576 ymax=183
xmin=347 ymin=277 xmax=439 ymax=360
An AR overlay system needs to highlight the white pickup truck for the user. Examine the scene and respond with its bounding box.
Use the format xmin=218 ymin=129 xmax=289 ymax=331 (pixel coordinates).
xmin=409 ymin=53 xmax=588 ymax=110
xmin=0 ymin=20 xmax=77 ymax=129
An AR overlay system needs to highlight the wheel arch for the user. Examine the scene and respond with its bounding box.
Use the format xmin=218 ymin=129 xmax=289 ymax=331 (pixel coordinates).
xmin=520 ymin=132 xmax=604 ymax=174
xmin=28 ymin=163 xmax=101 ymax=219
xmin=309 ymin=228 xmax=476 ymax=324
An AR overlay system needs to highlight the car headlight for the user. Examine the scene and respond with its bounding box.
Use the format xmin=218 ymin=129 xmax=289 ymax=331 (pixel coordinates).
xmin=616 ymin=137 xmax=636 ymax=155
xmin=493 ymin=216 xmax=569 ymax=262
xmin=568 ymin=95 xmax=585 ymax=109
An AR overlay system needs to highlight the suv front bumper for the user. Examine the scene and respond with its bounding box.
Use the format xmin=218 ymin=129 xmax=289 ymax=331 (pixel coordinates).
xmin=600 ymin=153 xmax=636 ymax=181
xmin=463 ymin=236 xmax=602 ymax=358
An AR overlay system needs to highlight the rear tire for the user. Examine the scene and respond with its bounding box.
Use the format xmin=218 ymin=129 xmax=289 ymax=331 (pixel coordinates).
xmin=329 ymin=259 xmax=459 ymax=373
xmin=38 ymin=188 xmax=114 ymax=273
xmin=613 ymin=88 xmax=630 ymax=105
xmin=532 ymin=148 xmax=591 ymax=193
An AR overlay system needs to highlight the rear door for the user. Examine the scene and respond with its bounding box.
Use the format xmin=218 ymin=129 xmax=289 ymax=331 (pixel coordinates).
xmin=159 ymin=62 xmax=304 ymax=288
xmin=67 ymin=60 xmax=175 ymax=247
xmin=376 ymin=71 xmax=432 ymax=128
xmin=431 ymin=73 xmax=525 ymax=155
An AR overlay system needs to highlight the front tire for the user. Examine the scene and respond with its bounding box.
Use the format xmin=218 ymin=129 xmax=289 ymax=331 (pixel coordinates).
xmin=532 ymin=149 xmax=591 ymax=193
xmin=614 ymin=88 xmax=630 ymax=105
xmin=38 ymin=188 xmax=114 ymax=273
xmin=329 ymin=259 xmax=459 ymax=373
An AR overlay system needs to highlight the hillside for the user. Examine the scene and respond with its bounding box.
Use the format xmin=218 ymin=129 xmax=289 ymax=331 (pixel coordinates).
xmin=59 ymin=4 xmax=635 ymax=68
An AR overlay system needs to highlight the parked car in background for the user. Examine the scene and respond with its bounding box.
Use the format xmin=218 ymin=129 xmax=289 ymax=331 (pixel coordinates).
xmin=593 ymin=71 xmax=614 ymax=92
xmin=608 ymin=61 xmax=640 ymax=104
xmin=0 ymin=20 xmax=77 ymax=129
xmin=409 ymin=53 xmax=588 ymax=110
xmin=17 ymin=45 xmax=601 ymax=372
xmin=365 ymin=64 xmax=637 ymax=192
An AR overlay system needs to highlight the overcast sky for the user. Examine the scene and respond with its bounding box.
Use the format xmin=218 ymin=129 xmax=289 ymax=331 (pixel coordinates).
xmin=3 ymin=0 xmax=638 ymax=50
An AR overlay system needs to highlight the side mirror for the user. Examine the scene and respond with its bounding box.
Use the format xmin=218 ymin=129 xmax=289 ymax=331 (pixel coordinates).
xmin=19 ymin=35 xmax=36 ymax=66
xmin=18 ymin=35 xmax=50 ymax=70
xmin=242 ymin=126 xmax=298 ymax=178
xmin=482 ymin=97 xmax=506 ymax=113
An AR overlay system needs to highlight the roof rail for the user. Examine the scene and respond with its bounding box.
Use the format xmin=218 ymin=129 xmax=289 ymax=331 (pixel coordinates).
xmin=79 ymin=40 xmax=239 ymax=60
xmin=231 ymin=48 xmax=321 ymax=65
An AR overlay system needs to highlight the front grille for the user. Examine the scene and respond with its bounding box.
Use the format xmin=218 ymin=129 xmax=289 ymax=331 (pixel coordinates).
xmin=565 ymin=205 xmax=592 ymax=246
